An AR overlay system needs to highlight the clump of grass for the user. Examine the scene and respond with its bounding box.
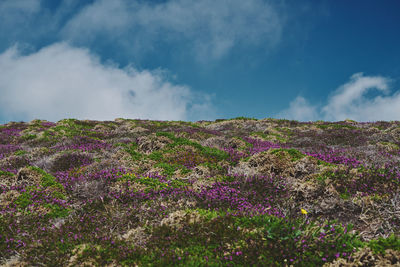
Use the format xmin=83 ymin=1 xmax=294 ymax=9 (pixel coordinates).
xmin=50 ymin=152 xmax=93 ymax=172
xmin=154 ymin=162 xmax=191 ymax=177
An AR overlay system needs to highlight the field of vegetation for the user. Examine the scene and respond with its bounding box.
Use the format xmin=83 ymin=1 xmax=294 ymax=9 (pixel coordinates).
xmin=0 ymin=117 xmax=399 ymax=266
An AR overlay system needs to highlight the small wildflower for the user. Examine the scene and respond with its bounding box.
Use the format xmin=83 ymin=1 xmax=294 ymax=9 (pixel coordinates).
xmin=301 ymin=208 xmax=308 ymax=215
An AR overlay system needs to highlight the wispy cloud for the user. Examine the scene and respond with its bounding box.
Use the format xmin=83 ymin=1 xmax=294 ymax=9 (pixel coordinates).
xmin=0 ymin=43 xmax=215 ymax=123
xmin=276 ymin=96 xmax=318 ymax=121
xmin=62 ymin=0 xmax=283 ymax=61
xmin=0 ymin=0 xmax=40 ymax=14
xmin=277 ymin=73 xmax=400 ymax=122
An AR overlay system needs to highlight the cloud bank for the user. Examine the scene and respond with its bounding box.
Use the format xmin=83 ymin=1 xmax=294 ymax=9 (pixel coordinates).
xmin=0 ymin=43 xmax=215 ymax=123
xmin=277 ymin=73 xmax=400 ymax=121
xmin=62 ymin=0 xmax=283 ymax=60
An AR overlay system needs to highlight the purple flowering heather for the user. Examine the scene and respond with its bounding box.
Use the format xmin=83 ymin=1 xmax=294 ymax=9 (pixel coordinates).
xmin=51 ymin=136 xmax=112 ymax=152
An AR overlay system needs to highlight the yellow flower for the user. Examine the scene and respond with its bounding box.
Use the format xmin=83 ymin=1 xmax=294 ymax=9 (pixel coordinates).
xmin=301 ymin=208 xmax=308 ymax=215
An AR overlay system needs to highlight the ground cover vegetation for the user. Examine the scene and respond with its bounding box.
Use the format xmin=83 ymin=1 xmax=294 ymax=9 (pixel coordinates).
xmin=0 ymin=117 xmax=399 ymax=266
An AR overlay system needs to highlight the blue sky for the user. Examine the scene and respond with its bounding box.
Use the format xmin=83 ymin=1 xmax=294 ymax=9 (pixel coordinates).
xmin=0 ymin=0 xmax=400 ymax=123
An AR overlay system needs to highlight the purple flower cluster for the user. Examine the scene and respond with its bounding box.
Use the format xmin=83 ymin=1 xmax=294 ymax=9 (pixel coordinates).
xmin=194 ymin=174 xmax=288 ymax=217
xmin=55 ymin=167 xmax=128 ymax=192
xmin=305 ymin=149 xmax=362 ymax=167
xmin=2 ymin=128 xmax=23 ymax=136
xmin=221 ymin=137 xmax=282 ymax=163
xmin=51 ymin=136 xmax=112 ymax=152
xmin=243 ymin=137 xmax=282 ymax=155
xmin=164 ymin=150 xmax=206 ymax=169
xmin=41 ymin=122 xmax=56 ymax=127
xmin=0 ymin=144 xmax=22 ymax=155
xmin=223 ymin=147 xmax=247 ymax=163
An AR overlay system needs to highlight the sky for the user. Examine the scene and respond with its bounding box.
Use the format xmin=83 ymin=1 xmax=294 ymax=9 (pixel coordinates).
xmin=0 ymin=0 xmax=400 ymax=123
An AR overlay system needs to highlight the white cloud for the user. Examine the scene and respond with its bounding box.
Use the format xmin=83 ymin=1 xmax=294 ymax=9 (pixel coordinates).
xmin=321 ymin=72 xmax=394 ymax=121
xmin=277 ymin=73 xmax=400 ymax=122
xmin=62 ymin=0 xmax=283 ymax=60
xmin=0 ymin=42 xmax=215 ymax=122
xmin=276 ymin=96 xmax=318 ymax=121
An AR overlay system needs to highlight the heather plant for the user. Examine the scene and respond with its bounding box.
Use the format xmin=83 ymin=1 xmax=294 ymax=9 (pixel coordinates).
xmin=0 ymin=144 xmax=22 ymax=156
xmin=0 ymin=155 xmax=31 ymax=174
xmin=49 ymin=152 xmax=93 ymax=173
xmin=0 ymin=127 xmax=24 ymax=144
xmin=304 ymin=147 xmax=362 ymax=167
xmin=51 ymin=136 xmax=112 ymax=152
xmin=1 ymin=119 xmax=400 ymax=266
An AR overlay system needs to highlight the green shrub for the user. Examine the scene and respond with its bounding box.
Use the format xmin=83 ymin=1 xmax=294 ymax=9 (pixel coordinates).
xmin=270 ymin=148 xmax=306 ymax=162
xmin=149 ymin=151 xmax=163 ymax=161
xmin=367 ymin=233 xmax=400 ymax=255
xmin=21 ymin=134 xmax=37 ymax=140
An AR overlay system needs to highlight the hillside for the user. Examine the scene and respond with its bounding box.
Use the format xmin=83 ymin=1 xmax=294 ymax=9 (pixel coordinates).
xmin=1 ymin=118 xmax=400 ymax=266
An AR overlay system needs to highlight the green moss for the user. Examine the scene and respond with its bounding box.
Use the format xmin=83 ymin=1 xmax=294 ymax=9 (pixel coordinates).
xmin=124 ymin=142 xmax=142 ymax=161
xmin=149 ymin=151 xmax=163 ymax=161
xmin=251 ymin=131 xmax=287 ymax=143
xmin=154 ymin=162 xmax=191 ymax=177
xmin=169 ymin=179 xmax=191 ymax=189
xmin=44 ymin=204 xmax=71 ymax=219
xmin=14 ymin=150 xmax=28 ymax=156
xmin=316 ymin=159 xmax=336 ymax=167
xmin=15 ymin=191 xmax=33 ymax=209
xmin=156 ymin=131 xmax=176 ymax=139
xmin=155 ymin=162 xmax=178 ymax=177
xmin=188 ymin=208 xmax=228 ymax=222
xmin=156 ymin=132 xmax=229 ymax=162
xmin=14 ymin=178 xmax=69 ymax=218
xmin=339 ymin=191 xmax=351 ymax=200
xmin=269 ymin=148 xmax=306 ymax=162
xmin=0 ymin=170 xmax=15 ymax=176
xmin=21 ymin=134 xmax=37 ymax=140
xmin=27 ymin=166 xmax=65 ymax=191
xmin=315 ymin=169 xmax=336 ymax=185
xmin=136 ymin=176 xmax=169 ymax=191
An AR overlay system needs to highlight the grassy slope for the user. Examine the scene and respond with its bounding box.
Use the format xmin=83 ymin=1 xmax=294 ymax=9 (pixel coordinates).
xmin=0 ymin=118 xmax=399 ymax=266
